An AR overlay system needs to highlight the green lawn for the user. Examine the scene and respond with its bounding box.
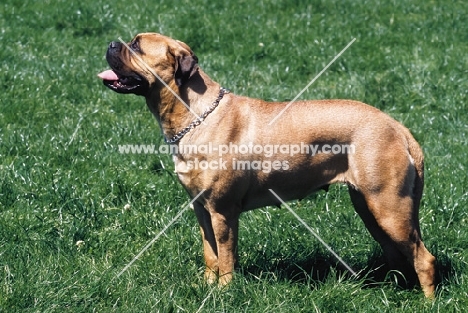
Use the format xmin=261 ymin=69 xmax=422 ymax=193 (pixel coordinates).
xmin=1 ymin=0 xmax=467 ymax=311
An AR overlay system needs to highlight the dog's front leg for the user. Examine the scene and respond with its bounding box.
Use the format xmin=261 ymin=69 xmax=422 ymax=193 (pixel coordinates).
xmin=193 ymin=202 xmax=219 ymax=284
xmin=210 ymin=208 xmax=240 ymax=286
xmin=194 ymin=201 xmax=240 ymax=286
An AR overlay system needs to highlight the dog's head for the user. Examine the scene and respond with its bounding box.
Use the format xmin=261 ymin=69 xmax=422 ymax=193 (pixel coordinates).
xmin=97 ymin=33 xmax=199 ymax=96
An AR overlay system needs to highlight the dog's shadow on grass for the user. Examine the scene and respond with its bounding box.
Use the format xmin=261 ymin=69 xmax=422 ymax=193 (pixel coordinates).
xmin=241 ymin=250 xmax=455 ymax=292
xmin=241 ymin=252 xmax=387 ymax=290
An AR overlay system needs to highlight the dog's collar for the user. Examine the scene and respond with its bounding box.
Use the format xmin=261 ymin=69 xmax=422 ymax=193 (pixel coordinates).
xmin=164 ymin=87 xmax=230 ymax=144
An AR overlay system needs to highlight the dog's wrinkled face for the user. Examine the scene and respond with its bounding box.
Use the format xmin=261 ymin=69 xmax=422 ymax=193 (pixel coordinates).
xmin=98 ymin=33 xmax=199 ymax=96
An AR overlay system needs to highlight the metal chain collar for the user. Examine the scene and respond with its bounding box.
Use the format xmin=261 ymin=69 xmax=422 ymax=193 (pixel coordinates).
xmin=164 ymin=87 xmax=230 ymax=144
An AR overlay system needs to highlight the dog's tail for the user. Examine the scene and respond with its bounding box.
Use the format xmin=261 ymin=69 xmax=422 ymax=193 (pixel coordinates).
xmin=403 ymin=126 xmax=425 ymax=230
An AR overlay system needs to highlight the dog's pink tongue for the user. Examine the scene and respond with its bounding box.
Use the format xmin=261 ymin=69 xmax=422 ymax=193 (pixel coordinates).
xmin=97 ymin=70 xmax=119 ymax=80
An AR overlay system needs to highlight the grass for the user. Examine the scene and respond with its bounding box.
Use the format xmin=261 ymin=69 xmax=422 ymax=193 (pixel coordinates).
xmin=1 ymin=0 xmax=467 ymax=311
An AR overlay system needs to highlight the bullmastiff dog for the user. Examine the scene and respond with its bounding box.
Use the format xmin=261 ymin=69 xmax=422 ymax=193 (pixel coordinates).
xmin=98 ymin=33 xmax=436 ymax=297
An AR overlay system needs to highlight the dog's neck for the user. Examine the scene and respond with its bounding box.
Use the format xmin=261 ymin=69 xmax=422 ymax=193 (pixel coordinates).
xmin=145 ymin=68 xmax=222 ymax=143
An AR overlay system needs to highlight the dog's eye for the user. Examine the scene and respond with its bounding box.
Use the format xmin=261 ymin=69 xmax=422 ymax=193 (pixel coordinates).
xmin=130 ymin=40 xmax=140 ymax=52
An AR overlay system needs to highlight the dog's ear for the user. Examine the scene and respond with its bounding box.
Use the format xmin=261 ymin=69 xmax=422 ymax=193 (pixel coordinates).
xmin=174 ymin=54 xmax=199 ymax=87
xmin=173 ymin=40 xmax=199 ymax=87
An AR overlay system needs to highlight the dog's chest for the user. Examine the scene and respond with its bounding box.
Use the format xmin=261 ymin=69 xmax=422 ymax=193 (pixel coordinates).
xmin=172 ymin=155 xmax=195 ymax=187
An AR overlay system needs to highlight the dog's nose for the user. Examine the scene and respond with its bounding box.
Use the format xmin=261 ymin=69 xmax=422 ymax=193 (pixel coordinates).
xmin=106 ymin=41 xmax=122 ymax=62
xmin=109 ymin=41 xmax=120 ymax=49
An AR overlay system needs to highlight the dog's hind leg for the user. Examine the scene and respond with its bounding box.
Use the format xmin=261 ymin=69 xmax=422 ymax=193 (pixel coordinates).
xmin=348 ymin=186 xmax=436 ymax=297
xmin=348 ymin=187 xmax=411 ymax=278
